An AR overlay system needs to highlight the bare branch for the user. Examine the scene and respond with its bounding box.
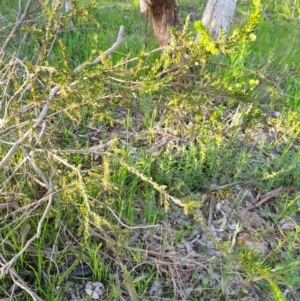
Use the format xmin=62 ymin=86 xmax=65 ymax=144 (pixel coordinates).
xmin=19 ymin=145 xmax=50 ymax=189
xmin=105 ymin=204 xmax=159 ymax=230
xmin=0 ymin=102 xmax=49 ymax=170
xmin=0 ymin=84 xmax=60 ymax=170
xmin=10 ymin=269 xmax=45 ymax=301
xmin=73 ymin=25 xmax=125 ymax=74
xmin=245 ymin=186 xmax=295 ymax=211
xmin=0 ymin=177 xmax=54 ymax=280
xmin=0 ymin=23 xmax=125 ymax=170
xmin=0 ymin=0 xmax=36 ymax=54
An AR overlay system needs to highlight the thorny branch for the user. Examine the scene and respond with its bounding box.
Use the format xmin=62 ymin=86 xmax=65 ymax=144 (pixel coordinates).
xmin=0 ymin=13 xmax=125 ymax=297
xmin=0 ymin=100 xmax=50 ymax=170
xmin=0 ymin=25 xmax=125 ymax=170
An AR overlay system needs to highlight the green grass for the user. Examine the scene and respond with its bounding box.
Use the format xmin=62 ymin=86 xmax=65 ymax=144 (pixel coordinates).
xmin=1 ymin=0 xmax=300 ymax=300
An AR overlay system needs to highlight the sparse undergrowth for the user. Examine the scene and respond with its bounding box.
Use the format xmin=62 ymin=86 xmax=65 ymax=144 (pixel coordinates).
xmin=0 ymin=1 xmax=300 ymax=301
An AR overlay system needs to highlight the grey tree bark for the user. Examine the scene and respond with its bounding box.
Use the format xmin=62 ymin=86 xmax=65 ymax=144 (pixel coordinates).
xmin=196 ymin=0 xmax=238 ymax=41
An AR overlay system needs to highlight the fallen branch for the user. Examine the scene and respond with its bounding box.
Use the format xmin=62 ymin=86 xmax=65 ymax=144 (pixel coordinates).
xmin=19 ymin=146 xmax=50 ymax=189
xmin=0 ymin=23 xmax=125 ymax=170
xmin=0 ymin=83 xmax=58 ymax=170
xmin=0 ymin=0 xmax=36 ymax=54
xmin=73 ymin=25 xmax=125 ymax=74
xmin=10 ymin=269 xmax=44 ymax=301
xmin=245 ymin=186 xmax=295 ymax=211
xmin=105 ymin=204 xmax=160 ymax=230
xmin=0 ymin=176 xmax=54 ymax=280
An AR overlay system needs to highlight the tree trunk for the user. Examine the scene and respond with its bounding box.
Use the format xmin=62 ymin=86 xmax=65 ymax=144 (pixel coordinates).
xmin=140 ymin=0 xmax=181 ymax=47
xmin=140 ymin=0 xmax=237 ymax=46
xmin=197 ymin=0 xmax=238 ymax=40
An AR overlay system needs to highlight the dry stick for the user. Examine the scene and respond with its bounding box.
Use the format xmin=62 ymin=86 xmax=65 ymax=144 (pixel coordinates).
xmin=0 ymin=20 xmax=127 ymax=290
xmin=0 ymin=156 xmax=28 ymax=192
xmin=19 ymin=146 xmax=50 ymax=189
xmin=0 ymin=177 xmax=54 ymax=281
xmin=0 ymin=26 xmax=125 ymax=170
xmin=244 ymin=186 xmax=295 ymax=211
xmin=0 ymin=86 xmax=59 ymax=170
xmin=0 ymin=0 xmax=36 ymax=54
xmin=0 ymin=202 xmax=20 ymax=210
xmin=105 ymin=204 xmax=160 ymax=230
xmin=113 ymin=46 xmax=167 ymax=68
xmin=17 ymin=0 xmax=22 ymax=20
xmin=0 ymin=292 xmax=23 ymax=301
xmin=207 ymin=194 xmax=215 ymax=227
xmin=73 ymin=25 xmax=125 ymax=74
xmin=16 ymin=2 xmax=42 ymax=57
xmin=10 ymin=269 xmax=44 ymax=301
xmin=9 ymin=131 xmax=50 ymax=189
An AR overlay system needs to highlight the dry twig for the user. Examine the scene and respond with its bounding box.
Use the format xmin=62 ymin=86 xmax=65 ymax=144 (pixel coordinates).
xmin=73 ymin=25 xmax=125 ymax=74
xmin=0 ymin=177 xmax=54 ymax=280
xmin=9 ymin=268 xmax=44 ymax=301
xmin=0 ymin=99 xmax=50 ymax=170
xmin=245 ymin=186 xmax=295 ymax=211
xmin=0 ymin=0 xmax=36 ymax=54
